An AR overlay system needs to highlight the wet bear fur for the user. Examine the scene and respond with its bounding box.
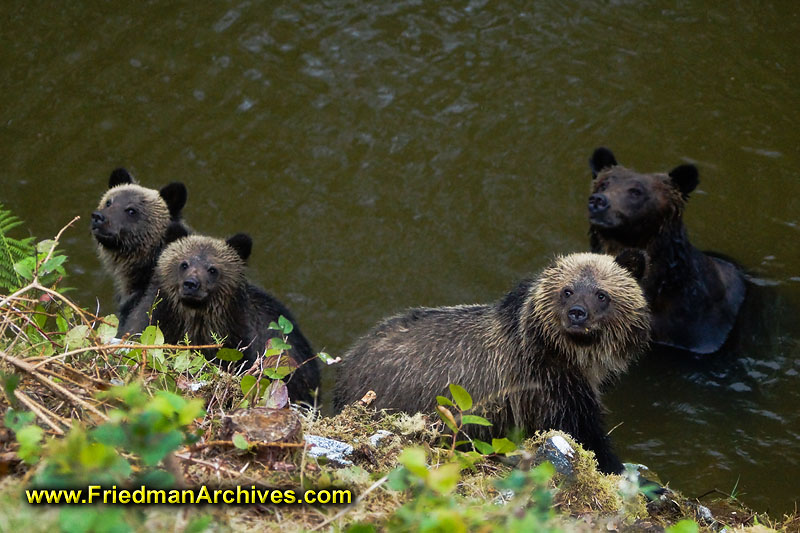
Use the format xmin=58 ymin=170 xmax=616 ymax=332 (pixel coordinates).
xmin=128 ymin=233 xmax=320 ymax=405
xmin=334 ymin=251 xmax=650 ymax=474
xmin=588 ymin=147 xmax=746 ymax=354
xmin=91 ymin=168 xmax=189 ymax=329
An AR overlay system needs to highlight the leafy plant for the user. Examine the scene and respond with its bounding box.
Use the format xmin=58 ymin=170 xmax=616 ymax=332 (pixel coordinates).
xmin=435 ymin=384 xmax=516 ymax=458
xmin=34 ymin=382 xmax=204 ymax=488
xmin=0 ymin=203 xmax=35 ymax=291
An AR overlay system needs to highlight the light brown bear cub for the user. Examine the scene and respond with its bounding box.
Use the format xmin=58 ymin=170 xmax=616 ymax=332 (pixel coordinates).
xmin=335 ymin=251 xmax=650 ymax=474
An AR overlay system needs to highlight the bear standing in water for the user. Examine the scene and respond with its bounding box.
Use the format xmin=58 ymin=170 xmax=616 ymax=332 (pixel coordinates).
xmin=91 ymin=168 xmax=189 ymax=330
xmin=588 ymin=147 xmax=745 ymax=354
xmin=335 ymin=251 xmax=650 ymax=475
xmin=126 ymin=233 xmax=321 ymax=405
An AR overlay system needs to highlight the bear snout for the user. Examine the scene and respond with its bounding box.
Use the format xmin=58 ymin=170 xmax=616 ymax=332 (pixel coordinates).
xmin=588 ymin=194 xmax=609 ymax=214
xmin=91 ymin=211 xmax=106 ymax=229
xmin=182 ymin=277 xmax=200 ymax=293
xmin=567 ymin=305 xmax=588 ymax=326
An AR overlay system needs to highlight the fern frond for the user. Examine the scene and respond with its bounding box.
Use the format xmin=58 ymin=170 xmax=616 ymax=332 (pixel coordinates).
xmin=0 ymin=203 xmax=35 ymax=291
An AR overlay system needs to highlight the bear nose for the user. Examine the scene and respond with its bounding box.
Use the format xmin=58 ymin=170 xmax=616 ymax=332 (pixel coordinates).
xmin=183 ymin=278 xmax=200 ymax=292
xmin=90 ymin=211 xmax=105 ymax=227
xmin=568 ymin=305 xmax=588 ymax=325
xmin=588 ymin=194 xmax=609 ymax=214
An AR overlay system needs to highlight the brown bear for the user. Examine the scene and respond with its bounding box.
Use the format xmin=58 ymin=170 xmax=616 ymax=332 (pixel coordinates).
xmin=334 ymin=251 xmax=650 ymax=474
xmin=125 ymin=233 xmax=321 ymax=405
xmin=588 ymin=147 xmax=746 ymax=354
xmin=91 ymin=168 xmax=189 ymax=330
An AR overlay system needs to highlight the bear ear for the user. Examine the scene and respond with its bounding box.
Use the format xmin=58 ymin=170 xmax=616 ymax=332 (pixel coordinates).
xmin=226 ymin=233 xmax=252 ymax=262
xmin=108 ymin=168 xmax=134 ymax=188
xmin=159 ymin=182 xmax=188 ymax=218
xmin=668 ymin=164 xmax=699 ymax=199
xmin=163 ymin=221 xmax=189 ymax=245
xmin=613 ymin=249 xmax=647 ymax=281
xmin=590 ymin=147 xmax=618 ymax=178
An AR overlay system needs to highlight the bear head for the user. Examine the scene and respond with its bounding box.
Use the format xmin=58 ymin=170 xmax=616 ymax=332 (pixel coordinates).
xmin=587 ymin=147 xmax=699 ymax=245
xmin=91 ymin=168 xmax=188 ymax=254
xmin=156 ymin=233 xmax=252 ymax=309
xmin=529 ymin=250 xmax=651 ymax=385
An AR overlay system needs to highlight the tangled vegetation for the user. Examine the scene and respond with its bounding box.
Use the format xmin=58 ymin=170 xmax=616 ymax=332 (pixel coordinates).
xmin=0 ymin=208 xmax=797 ymax=533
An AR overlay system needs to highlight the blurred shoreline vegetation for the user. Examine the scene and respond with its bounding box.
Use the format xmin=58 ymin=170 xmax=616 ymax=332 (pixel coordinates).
xmin=0 ymin=208 xmax=795 ymax=532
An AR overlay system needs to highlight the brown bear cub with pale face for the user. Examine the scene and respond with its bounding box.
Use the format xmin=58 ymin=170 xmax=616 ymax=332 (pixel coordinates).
xmin=335 ymin=251 xmax=650 ymax=474
xmin=126 ymin=233 xmax=320 ymax=405
xmin=588 ymin=147 xmax=745 ymax=354
xmin=91 ymin=168 xmax=189 ymax=330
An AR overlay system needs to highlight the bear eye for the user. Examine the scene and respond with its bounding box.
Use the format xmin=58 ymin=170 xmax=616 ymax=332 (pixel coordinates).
xmin=563 ymin=289 xmax=573 ymax=298
xmin=180 ymin=261 xmax=189 ymax=270
xmin=208 ymin=266 xmax=218 ymax=276
xmin=627 ymin=187 xmax=642 ymax=197
xmin=596 ymin=291 xmax=608 ymax=301
xmin=125 ymin=207 xmax=137 ymax=216
xmin=597 ymin=181 xmax=608 ymax=192
xmin=105 ymin=200 xmax=112 ymax=207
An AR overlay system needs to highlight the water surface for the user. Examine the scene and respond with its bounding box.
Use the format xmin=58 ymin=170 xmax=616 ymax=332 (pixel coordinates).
xmin=1 ymin=0 xmax=798 ymax=514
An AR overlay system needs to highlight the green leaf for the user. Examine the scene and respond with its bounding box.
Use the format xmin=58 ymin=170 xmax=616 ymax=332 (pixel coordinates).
xmin=385 ymin=467 xmax=412 ymax=491
xmin=215 ymin=348 xmax=243 ymax=362
xmin=344 ymin=523 xmax=376 ymax=533
xmin=97 ymin=315 xmax=119 ymax=343
xmin=436 ymin=405 xmax=458 ymax=433
xmin=36 ymin=239 xmax=57 ymax=254
xmin=55 ymin=311 xmax=69 ymax=333
xmin=268 ymin=321 xmax=280 ymax=331
xmin=397 ymin=447 xmax=428 ymax=479
xmin=64 ymin=325 xmax=90 ymax=349
xmin=278 ymin=315 xmax=294 ymax=335
xmin=1 ymin=372 xmax=20 ymax=405
xmin=5 ymin=409 xmax=35 ymax=432
xmin=13 ymin=257 xmax=35 ymax=281
xmin=240 ymin=375 xmax=257 ymax=397
xmin=173 ymin=350 xmax=193 ymax=372
xmin=490 ymin=438 xmax=516 ymax=454
xmin=40 ymin=255 xmax=66 ymax=274
xmin=185 ymin=515 xmax=213 ymax=533
xmin=426 ymin=462 xmax=461 ymax=495
xmin=16 ymin=424 xmax=44 ymax=463
xmin=233 ymin=433 xmax=249 ymax=450
xmin=264 ymin=366 xmax=293 ymax=380
xmin=448 ymin=384 xmax=472 ymax=411
xmin=140 ymin=325 xmax=164 ymax=346
xmin=461 ymin=415 xmax=492 ymax=427
xmin=436 ymin=395 xmax=454 ymax=407
xmin=666 ymin=520 xmax=700 ymax=533
xmin=268 ymin=337 xmax=292 ymax=352
xmin=530 ymin=461 xmax=556 ymax=484
xmin=473 ymin=440 xmax=494 ymax=455
xmin=317 ymin=351 xmax=338 ymax=365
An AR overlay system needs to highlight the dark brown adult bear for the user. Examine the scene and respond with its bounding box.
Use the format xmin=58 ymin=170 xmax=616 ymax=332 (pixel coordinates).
xmin=91 ymin=168 xmax=189 ymax=330
xmin=127 ymin=233 xmax=320 ymax=405
xmin=588 ymin=147 xmax=746 ymax=354
xmin=335 ymin=251 xmax=650 ymax=474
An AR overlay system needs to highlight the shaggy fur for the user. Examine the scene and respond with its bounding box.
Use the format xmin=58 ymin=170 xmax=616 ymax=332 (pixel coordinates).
xmin=588 ymin=147 xmax=745 ymax=354
xmin=128 ymin=234 xmax=320 ymax=405
xmin=334 ymin=252 xmax=650 ymax=474
xmin=91 ymin=168 xmax=188 ymax=328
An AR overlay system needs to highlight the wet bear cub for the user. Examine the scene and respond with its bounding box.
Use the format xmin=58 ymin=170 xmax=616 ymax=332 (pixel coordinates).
xmin=588 ymin=147 xmax=746 ymax=354
xmin=335 ymin=251 xmax=650 ymax=475
xmin=91 ymin=168 xmax=189 ymax=329
xmin=130 ymin=233 xmax=320 ymax=405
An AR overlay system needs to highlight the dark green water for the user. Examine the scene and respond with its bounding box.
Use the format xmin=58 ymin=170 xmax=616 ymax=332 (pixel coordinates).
xmin=2 ymin=0 xmax=798 ymax=515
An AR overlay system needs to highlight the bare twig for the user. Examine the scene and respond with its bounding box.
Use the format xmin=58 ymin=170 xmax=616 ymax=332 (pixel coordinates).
xmin=310 ymin=474 xmax=390 ymax=531
xmin=0 ymin=349 xmax=109 ymax=422
xmin=13 ymin=389 xmax=68 ymax=435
